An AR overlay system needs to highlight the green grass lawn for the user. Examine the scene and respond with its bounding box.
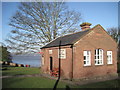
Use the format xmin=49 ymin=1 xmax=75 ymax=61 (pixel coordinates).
xmin=2 ymin=77 xmax=120 ymax=88
xmin=2 ymin=66 xmax=73 ymax=88
xmin=2 ymin=77 xmax=69 ymax=88
xmin=75 ymin=79 xmax=120 ymax=88
xmin=2 ymin=66 xmax=120 ymax=88
xmin=2 ymin=67 xmax=40 ymax=76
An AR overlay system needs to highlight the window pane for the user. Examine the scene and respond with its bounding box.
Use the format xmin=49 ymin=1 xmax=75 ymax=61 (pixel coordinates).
xmin=95 ymin=60 xmax=96 ymax=64
xmin=87 ymin=61 xmax=89 ymax=64
xmin=87 ymin=51 xmax=89 ymax=55
xmin=84 ymin=51 xmax=91 ymax=66
xmin=87 ymin=56 xmax=89 ymax=59
xmin=97 ymin=49 xmax=99 ymax=55
xmin=84 ymin=61 xmax=86 ymax=64
xmin=110 ymin=56 xmax=111 ymax=59
xmin=98 ymin=61 xmax=99 ymax=64
xmin=84 ymin=56 xmax=86 ymax=60
xmin=99 ymin=50 xmax=102 ymax=55
xmin=95 ymin=56 xmax=96 ymax=59
xmin=98 ymin=56 xmax=99 ymax=59
xmin=84 ymin=51 xmax=87 ymax=55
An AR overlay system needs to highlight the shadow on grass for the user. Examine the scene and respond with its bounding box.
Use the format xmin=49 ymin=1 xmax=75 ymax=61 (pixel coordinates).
xmin=53 ymin=77 xmax=60 ymax=90
xmin=116 ymin=79 xmax=120 ymax=88
xmin=2 ymin=77 xmax=25 ymax=88
xmin=66 ymin=85 xmax=70 ymax=90
xmin=53 ymin=77 xmax=71 ymax=90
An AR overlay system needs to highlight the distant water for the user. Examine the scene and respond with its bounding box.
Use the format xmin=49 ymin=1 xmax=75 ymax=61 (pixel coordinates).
xmin=12 ymin=54 xmax=41 ymax=67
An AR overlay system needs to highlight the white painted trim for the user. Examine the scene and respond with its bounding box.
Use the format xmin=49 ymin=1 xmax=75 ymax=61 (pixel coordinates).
xmin=49 ymin=50 xmax=52 ymax=54
xmin=83 ymin=51 xmax=91 ymax=66
xmin=58 ymin=49 xmax=66 ymax=59
xmin=95 ymin=49 xmax=104 ymax=65
xmin=107 ymin=51 xmax=113 ymax=64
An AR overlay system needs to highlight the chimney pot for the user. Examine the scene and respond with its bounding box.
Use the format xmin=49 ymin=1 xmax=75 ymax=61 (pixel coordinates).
xmin=80 ymin=22 xmax=92 ymax=31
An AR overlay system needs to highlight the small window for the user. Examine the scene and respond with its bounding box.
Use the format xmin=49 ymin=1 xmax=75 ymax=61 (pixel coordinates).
xmin=49 ymin=50 xmax=52 ymax=54
xmin=95 ymin=49 xmax=103 ymax=65
xmin=107 ymin=51 xmax=112 ymax=64
xmin=83 ymin=51 xmax=91 ymax=66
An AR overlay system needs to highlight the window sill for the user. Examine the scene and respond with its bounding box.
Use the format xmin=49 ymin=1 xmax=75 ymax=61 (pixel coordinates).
xmin=107 ymin=63 xmax=113 ymax=65
xmin=95 ymin=64 xmax=104 ymax=66
xmin=83 ymin=65 xmax=91 ymax=67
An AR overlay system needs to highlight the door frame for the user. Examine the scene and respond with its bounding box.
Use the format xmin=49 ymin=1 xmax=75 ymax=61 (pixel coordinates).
xmin=50 ymin=57 xmax=53 ymax=71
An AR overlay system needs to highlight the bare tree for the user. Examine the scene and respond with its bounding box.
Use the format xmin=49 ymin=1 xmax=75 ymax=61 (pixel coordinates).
xmin=107 ymin=27 xmax=119 ymax=43
xmin=6 ymin=2 xmax=81 ymax=54
xmin=107 ymin=27 xmax=120 ymax=61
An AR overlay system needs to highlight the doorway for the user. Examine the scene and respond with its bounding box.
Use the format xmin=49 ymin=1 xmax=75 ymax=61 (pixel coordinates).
xmin=50 ymin=57 xmax=53 ymax=71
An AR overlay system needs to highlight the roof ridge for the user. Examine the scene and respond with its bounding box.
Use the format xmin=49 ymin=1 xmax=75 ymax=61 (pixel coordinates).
xmin=58 ymin=29 xmax=90 ymax=38
xmin=61 ymin=24 xmax=100 ymax=37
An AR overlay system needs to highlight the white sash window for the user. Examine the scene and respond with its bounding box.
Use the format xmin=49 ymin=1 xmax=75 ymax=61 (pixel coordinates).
xmin=83 ymin=51 xmax=91 ymax=66
xmin=95 ymin=49 xmax=103 ymax=65
xmin=107 ymin=51 xmax=112 ymax=64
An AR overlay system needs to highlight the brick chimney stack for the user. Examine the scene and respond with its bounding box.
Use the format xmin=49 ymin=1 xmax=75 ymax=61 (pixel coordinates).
xmin=80 ymin=22 xmax=92 ymax=31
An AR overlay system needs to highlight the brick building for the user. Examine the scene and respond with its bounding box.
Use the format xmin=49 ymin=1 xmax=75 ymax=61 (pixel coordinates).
xmin=40 ymin=22 xmax=118 ymax=80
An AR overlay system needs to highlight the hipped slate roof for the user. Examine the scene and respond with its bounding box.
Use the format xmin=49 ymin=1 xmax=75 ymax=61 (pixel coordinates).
xmin=41 ymin=29 xmax=91 ymax=49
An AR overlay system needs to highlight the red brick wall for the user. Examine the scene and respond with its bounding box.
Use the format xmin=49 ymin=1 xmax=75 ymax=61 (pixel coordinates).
xmin=41 ymin=45 xmax=73 ymax=79
xmin=73 ymin=25 xmax=117 ymax=79
xmin=41 ymin=25 xmax=117 ymax=79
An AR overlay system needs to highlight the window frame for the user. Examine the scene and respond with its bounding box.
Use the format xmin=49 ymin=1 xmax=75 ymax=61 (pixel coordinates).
xmin=49 ymin=50 xmax=52 ymax=54
xmin=83 ymin=50 xmax=91 ymax=66
xmin=58 ymin=49 xmax=66 ymax=59
xmin=107 ymin=51 xmax=113 ymax=64
xmin=95 ymin=49 xmax=103 ymax=65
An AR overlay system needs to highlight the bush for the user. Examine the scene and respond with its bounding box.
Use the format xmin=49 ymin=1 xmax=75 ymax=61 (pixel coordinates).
xmin=0 ymin=45 xmax=12 ymax=62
